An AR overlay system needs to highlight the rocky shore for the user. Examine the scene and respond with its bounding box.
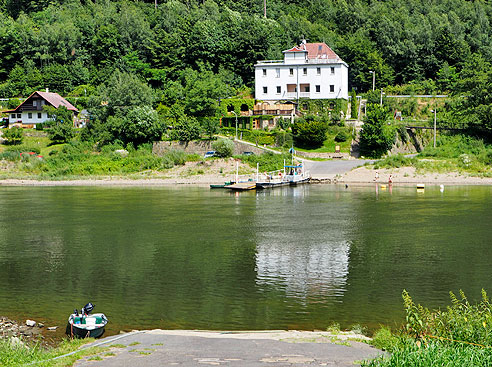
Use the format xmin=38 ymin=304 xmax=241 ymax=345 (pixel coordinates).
xmin=0 ymin=316 xmax=59 ymax=347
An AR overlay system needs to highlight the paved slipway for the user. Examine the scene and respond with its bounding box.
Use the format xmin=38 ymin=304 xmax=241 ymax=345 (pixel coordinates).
xmin=74 ymin=330 xmax=384 ymax=367
xmin=303 ymin=159 xmax=373 ymax=179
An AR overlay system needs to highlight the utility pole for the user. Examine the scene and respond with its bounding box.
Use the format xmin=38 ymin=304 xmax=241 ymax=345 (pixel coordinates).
xmin=430 ymin=109 xmax=437 ymax=148
xmin=369 ymin=71 xmax=375 ymax=91
xmin=155 ymin=0 xmax=157 ymax=9
xmin=264 ymin=0 xmax=266 ymax=17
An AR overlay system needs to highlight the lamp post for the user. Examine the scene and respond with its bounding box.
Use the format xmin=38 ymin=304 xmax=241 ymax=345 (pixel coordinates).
xmin=369 ymin=70 xmax=375 ymax=91
xmin=231 ymin=111 xmax=238 ymax=140
xmin=430 ymin=109 xmax=437 ymax=148
xmin=380 ymin=89 xmax=385 ymax=106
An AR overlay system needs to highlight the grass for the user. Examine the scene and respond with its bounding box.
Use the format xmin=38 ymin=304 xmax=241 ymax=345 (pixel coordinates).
xmin=0 ymin=337 xmax=106 ymax=366
xmin=294 ymin=126 xmax=353 ymax=154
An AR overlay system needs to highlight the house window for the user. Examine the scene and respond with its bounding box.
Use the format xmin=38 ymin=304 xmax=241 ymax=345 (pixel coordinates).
xmin=315 ymin=85 xmax=321 ymax=93
xmin=289 ymin=68 xmax=294 ymax=76
xmin=330 ymin=85 xmax=335 ymax=92
xmin=304 ymin=86 xmax=310 ymax=92
xmin=11 ymin=114 xmax=15 ymax=119
xmin=303 ymin=68 xmax=307 ymax=75
xmin=263 ymin=86 xmax=268 ymax=94
xmin=38 ymin=113 xmax=42 ymax=119
xmin=317 ymin=67 xmax=321 ymax=75
xmin=276 ymin=86 xmax=281 ymax=94
xmin=331 ymin=67 xmax=335 ymax=74
xmin=275 ymin=68 xmax=280 ymax=78
xmin=262 ymin=69 xmax=267 ymax=76
xmin=28 ymin=113 xmax=32 ymax=119
xmin=17 ymin=113 xmax=21 ymax=118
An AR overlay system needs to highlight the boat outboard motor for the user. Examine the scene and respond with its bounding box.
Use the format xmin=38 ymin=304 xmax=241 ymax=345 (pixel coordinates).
xmin=81 ymin=302 xmax=95 ymax=315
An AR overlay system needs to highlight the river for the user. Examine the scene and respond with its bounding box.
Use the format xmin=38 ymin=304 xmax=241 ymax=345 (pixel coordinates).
xmin=0 ymin=184 xmax=491 ymax=337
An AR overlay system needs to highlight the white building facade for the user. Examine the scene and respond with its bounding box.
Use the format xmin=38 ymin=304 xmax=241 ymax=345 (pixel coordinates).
xmin=255 ymin=42 xmax=348 ymax=101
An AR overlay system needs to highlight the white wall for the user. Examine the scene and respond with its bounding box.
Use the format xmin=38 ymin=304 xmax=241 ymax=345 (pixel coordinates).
xmin=255 ymin=63 xmax=348 ymax=100
xmin=9 ymin=111 xmax=48 ymax=125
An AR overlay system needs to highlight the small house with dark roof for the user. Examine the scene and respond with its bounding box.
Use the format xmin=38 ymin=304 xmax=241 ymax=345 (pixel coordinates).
xmin=254 ymin=40 xmax=348 ymax=101
xmin=3 ymin=90 xmax=78 ymax=128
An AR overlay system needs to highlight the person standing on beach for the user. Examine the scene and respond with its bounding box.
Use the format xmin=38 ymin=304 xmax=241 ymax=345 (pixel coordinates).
xmin=388 ymin=174 xmax=393 ymax=184
xmin=374 ymin=171 xmax=379 ymax=182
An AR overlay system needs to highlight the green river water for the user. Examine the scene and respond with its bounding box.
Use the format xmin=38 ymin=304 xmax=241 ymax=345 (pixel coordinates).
xmin=0 ymin=184 xmax=491 ymax=337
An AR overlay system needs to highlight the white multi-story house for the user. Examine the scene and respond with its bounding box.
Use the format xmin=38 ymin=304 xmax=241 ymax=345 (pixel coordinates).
xmin=255 ymin=41 xmax=348 ymax=101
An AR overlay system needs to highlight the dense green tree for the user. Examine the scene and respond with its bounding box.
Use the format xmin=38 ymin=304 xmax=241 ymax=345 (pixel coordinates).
xmin=170 ymin=116 xmax=201 ymax=142
xmin=448 ymin=54 xmax=492 ymax=133
xmin=119 ymin=106 xmax=165 ymax=146
xmin=43 ymin=105 xmax=75 ymax=144
xmin=350 ymin=89 xmax=357 ymax=119
xmin=292 ymin=115 xmax=328 ymax=148
xmin=359 ymin=104 xmax=395 ymax=158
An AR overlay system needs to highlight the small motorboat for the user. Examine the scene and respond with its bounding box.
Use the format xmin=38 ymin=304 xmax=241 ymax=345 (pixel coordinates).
xmin=66 ymin=302 xmax=108 ymax=339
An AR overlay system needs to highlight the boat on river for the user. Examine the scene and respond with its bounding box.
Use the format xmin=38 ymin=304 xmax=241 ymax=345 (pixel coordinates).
xmin=256 ymin=163 xmax=310 ymax=189
xmin=66 ymin=302 xmax=108 ymax=339
xmin=210 ymin=181 xmax=235 ymax=189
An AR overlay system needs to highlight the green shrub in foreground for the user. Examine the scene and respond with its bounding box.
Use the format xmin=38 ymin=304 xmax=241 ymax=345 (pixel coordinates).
xmin=364 ymin=340 xmax=492 ymax=367
xmin=2 ymin=127 xmax=23 ymax=145
xmin=365 ymin=289 xmax=492 ymax=367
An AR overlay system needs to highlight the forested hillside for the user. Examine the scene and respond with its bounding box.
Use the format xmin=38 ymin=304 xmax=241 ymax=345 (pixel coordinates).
xmin=1 ymin=0 xmax=492 ymax=133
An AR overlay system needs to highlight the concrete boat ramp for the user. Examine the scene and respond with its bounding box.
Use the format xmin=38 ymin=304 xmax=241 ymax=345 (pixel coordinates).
xmin=74 ymin=329 xmax=383 ymax=366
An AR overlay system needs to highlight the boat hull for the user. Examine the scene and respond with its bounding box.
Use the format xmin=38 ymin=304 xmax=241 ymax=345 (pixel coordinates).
xmin=66 ymin=313 xmax=108 ymax=339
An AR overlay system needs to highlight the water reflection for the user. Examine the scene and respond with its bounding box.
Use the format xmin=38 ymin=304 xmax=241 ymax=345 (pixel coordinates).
xmin=254 ymin=186 xmax=352 ymax=300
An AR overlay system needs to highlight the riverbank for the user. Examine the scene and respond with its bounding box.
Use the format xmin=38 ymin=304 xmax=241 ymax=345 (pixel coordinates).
xmin=340 ymin=165 xmax=492 ymax=185
xmin=1 ymin=159 xmax=492 ymax=186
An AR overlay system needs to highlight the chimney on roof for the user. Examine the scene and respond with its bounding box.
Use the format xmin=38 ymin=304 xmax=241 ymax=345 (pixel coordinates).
xmin=46 ymin=88 xmax=49 ymax=93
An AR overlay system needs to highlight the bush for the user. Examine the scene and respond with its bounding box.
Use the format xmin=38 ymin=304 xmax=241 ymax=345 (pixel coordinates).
xmin=212 ymin=138 xmax=234 ymax=157
xmin=2 ymin=127 xmax=23 ymax=145
xmin=292 ymin=115 xmax=329 ymax=148
xmin=334 ymin=130 xmax=349 ymax=142
xmin=35 ymin=123 xmax=44 ymax=131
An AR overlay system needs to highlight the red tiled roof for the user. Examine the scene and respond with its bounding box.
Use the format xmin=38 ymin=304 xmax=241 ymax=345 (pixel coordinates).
xmin=283 ymin=42 xmax=342 ymax=61
xmin=304 ymin=43 xmax=340 ymax=60
xmin=36 ymin=91 xmax=78 ymax=111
